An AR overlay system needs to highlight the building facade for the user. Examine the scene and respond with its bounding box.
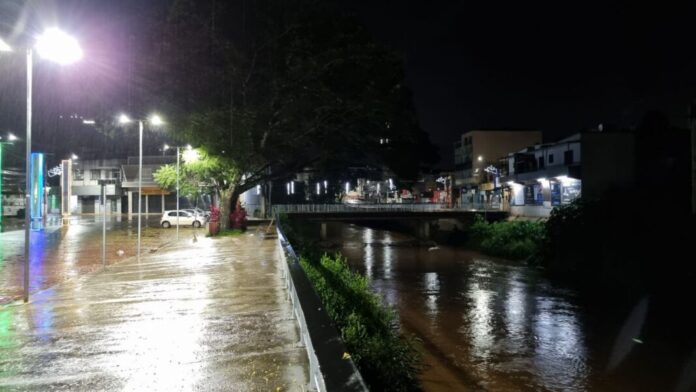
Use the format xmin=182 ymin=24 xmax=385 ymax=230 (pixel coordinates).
xmin=70 ymin=159 xmax=124 ymax=214
xmin=454 ymin=130 xmax=542 ymax=206
xmin=120 ymin=155 xmax=177 ymax=216
xmin=58 ymin=155 xmax=204 ymax=216
xmin=502 ymin=132 xmax=635 ymax=217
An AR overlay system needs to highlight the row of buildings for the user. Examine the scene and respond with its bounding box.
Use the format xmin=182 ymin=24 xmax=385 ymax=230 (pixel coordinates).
xmin=2 ymin=122 xmax=691 ymax=220
xmin=452 ymin=124 xmax=690 ymax=217
xmin=1 ymin=155 xmax=218 ymax=220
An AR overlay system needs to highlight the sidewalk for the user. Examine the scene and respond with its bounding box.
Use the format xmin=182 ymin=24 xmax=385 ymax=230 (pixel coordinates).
xmin=0 ymin=233 xmax=309 ymax=391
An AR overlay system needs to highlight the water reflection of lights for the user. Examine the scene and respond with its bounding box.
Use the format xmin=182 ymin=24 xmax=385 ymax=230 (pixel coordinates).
xmin=29 ymin=231 xmax=48 ymax=292
xmin=532 ymin=297 xmax=588 ymax=390
xmin=363 ymin=228 xmax=374 ymax=280
xmin=31 ymin=304 xmax=55 ymax=344
xmin=505 ymin=271 xmax=527 ymax=343
xmin=466 ymin=286 xmax=494 ymax=360
xmin=114 ymin=274 xmax=211 ymax=391
xmin=382 ymin=232 xmax=393 ymax=279
xmin=423 ymin=272 xmax=440 ymax=317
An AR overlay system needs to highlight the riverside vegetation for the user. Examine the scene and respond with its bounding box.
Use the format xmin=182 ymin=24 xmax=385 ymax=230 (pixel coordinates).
xmin=468 ymin=215 xmax=545 ymax=260
xmin=281 ymin=216 xmax=422 ymax=392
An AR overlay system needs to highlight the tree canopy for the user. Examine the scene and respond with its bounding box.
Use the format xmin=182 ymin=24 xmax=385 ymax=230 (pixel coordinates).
xmin=151 ymin=0 xmax=438 ymax=221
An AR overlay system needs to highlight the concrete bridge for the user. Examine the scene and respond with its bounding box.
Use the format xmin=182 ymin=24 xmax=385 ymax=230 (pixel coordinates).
xmin=271 ymin=203 xmax=508 ymax=239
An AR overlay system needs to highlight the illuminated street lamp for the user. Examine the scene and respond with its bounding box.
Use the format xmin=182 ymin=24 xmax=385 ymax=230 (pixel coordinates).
xmin=168 ymin=144 xmax=198 ymax=240
xmin=0 ymin=39 xmax=10 ymax=52
xmin=118 ymin=113 xmax=164 ymax=262
xmin=1 ymin=28 xmax=82 ymax=303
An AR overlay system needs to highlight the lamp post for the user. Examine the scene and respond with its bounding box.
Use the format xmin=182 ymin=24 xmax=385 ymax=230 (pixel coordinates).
xmin=1 ymin=28 xmax=82 ymax=303
xmin=118 ymin=114 xmax=163 ymax=262
xmin=98 ymin=179 xmax=117 ymax=267
xmin=179 ymin=146 xmax=200 ymax=239
xmin=0 ymin=133 xmax=18 ymax=224
xmin=162 ymin=143 xmax=193 ymax=241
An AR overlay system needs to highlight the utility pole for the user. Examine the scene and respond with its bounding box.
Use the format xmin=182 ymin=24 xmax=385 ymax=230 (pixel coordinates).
xmin=689 ymin=102 xmax=696 ymax=215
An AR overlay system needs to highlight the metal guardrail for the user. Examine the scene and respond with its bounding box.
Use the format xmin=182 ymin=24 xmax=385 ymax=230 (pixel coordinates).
xmin=272 ymin=203 xmax=505 ymax=214
xmin=276 ymin=222 xmax=368 ymax=392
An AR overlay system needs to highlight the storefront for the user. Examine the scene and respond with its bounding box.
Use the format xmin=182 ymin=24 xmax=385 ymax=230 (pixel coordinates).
xmin=507 ymin=177 xmax=582 ymax=217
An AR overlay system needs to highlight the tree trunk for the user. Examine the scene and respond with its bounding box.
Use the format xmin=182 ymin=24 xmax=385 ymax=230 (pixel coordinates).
xmin=219 ymin=187 xmax=233 ymax=230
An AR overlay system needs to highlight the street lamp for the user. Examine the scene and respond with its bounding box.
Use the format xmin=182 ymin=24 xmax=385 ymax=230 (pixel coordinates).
xmin=1 ymin=28 xmax=82 ymax=303
xmin=0 ymin=134 xmax=18 ymax=224
xmin=118 ymin=113 xmax=163 ymax=262
xmin=170 ymin=144 xmax=198 ymax=241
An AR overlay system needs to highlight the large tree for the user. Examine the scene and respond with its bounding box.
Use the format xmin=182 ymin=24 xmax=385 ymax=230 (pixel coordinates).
xmin=153 ymin=0 xmax=437 ymax=227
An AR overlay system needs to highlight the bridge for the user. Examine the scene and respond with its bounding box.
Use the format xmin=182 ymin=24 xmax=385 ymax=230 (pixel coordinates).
xmin=271 ymin=203 xmax=508 ymax=239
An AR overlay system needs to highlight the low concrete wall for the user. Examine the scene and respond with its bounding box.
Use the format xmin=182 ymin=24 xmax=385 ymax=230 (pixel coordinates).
xmin=510 ymin=205 xmax=553 ymax=218
xmin=276 ymin=225 xmax=368 ymax=392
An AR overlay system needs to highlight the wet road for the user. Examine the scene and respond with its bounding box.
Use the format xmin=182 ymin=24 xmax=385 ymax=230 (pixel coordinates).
xmin=0 ymin=230 xmax=308 ymax=391
xmin=324 ymin=222 xmax=696 ymax=392
xmin=0 ymin=216 xmax=182 ymax=304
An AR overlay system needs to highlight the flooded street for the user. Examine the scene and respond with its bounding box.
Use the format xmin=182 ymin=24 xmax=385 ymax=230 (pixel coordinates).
xmin=0 ymin=229 xmax=307 ymax=390
xmin=0 ymin=216 xmax=200 ymax=304
xmin=323 ymin=222 xmax=696 ymax=392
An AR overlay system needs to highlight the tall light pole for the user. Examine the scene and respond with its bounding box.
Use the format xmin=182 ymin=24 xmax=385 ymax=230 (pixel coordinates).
xmin=119 ymin=114 xmax=163 ymax=262
xmin=98 ymin=179 xmax=117 ymax=267
xmin=0 ymin=133 xmax=18 ymax=224
xmin=2 ymin=29 xmax=82 ymax=303
xmin=178 ymin=145 xmax=199 ymax=240
xmin=177 ymin=146 xmax=180 ymax=240
xmin=163 ymin=143 xmax=182 ymax=240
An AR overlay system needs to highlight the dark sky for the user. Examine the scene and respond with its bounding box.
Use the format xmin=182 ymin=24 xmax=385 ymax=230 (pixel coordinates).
xmin=348 ymin=0 xmax=696 ymax=166
xmin=2 ymin=1 xmax=695 ymax=169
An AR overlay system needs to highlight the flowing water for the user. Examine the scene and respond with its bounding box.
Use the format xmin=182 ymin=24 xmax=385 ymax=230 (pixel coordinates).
xmin=321 ymin=222 xmax=696 ymax=392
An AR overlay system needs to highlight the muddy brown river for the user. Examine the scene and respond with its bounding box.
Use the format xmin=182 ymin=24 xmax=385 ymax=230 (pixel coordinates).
xmin=320 ymin=222 xmax=696 ymax=392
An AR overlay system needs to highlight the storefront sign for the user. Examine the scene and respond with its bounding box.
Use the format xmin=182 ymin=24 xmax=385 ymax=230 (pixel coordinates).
xmin=561 ymin=181 xmax=582 ymax=204
xmin=551 ymin=181 xmax=561 ymax=206
xmin=47 ymin=166 xmax=62 ymax=178
xmin=524 ymin=185 xmax=535 ymax=205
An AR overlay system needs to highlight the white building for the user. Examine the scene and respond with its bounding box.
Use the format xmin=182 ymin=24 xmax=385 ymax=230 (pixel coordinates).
xmin=502 ymin=132 xmax=635 ymax=217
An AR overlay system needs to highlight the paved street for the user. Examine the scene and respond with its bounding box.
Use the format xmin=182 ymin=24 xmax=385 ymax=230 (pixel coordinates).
xmin=0 ymin=216 xmax=186 ymax=304
xmin=0 ymin=227 xmax=309 ymax=391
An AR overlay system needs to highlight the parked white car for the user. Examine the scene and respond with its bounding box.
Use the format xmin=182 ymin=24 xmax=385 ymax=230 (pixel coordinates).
xmin=160 ymin=210 xmax=204 ymax=228
xmin=184 ymin=208 xmax=210 ymax=221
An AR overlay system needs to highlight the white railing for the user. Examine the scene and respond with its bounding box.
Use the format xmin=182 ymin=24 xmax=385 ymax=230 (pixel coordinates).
xmin=276 ymin=222 xmax=368 ymax=392
xmin=272 ymin=203 xmax=506 ymax=214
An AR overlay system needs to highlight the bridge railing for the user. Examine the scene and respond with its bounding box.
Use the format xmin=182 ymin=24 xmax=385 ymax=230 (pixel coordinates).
xmin=272 ymin=203 xmax=506 ymax=214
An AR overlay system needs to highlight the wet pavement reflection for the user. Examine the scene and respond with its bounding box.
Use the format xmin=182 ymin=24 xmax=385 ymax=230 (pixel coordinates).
xmin=0 ymin=229 xmax=308 ymax=390
xmin=328 ymin=222 xmax=694 ymax=392
xmin=0 ymin=216 xmax=181 ymax=303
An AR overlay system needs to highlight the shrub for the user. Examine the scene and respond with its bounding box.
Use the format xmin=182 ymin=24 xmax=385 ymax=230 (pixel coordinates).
xmin=299 ymin=253 xmax=421 ymax=391
xmin=469 ymin=215 xmax=545 ymax=260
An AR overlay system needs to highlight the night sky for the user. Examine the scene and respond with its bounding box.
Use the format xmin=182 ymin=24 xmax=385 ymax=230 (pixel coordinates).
xmin=2 ymin=1 xmax=695 ymax=168
xmin=349 ymin=0 xmax=696 ymax=166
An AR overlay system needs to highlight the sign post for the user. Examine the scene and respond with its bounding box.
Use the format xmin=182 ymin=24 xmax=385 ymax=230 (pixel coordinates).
xmin=98 ymin=179 xmax=117 ymax=267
